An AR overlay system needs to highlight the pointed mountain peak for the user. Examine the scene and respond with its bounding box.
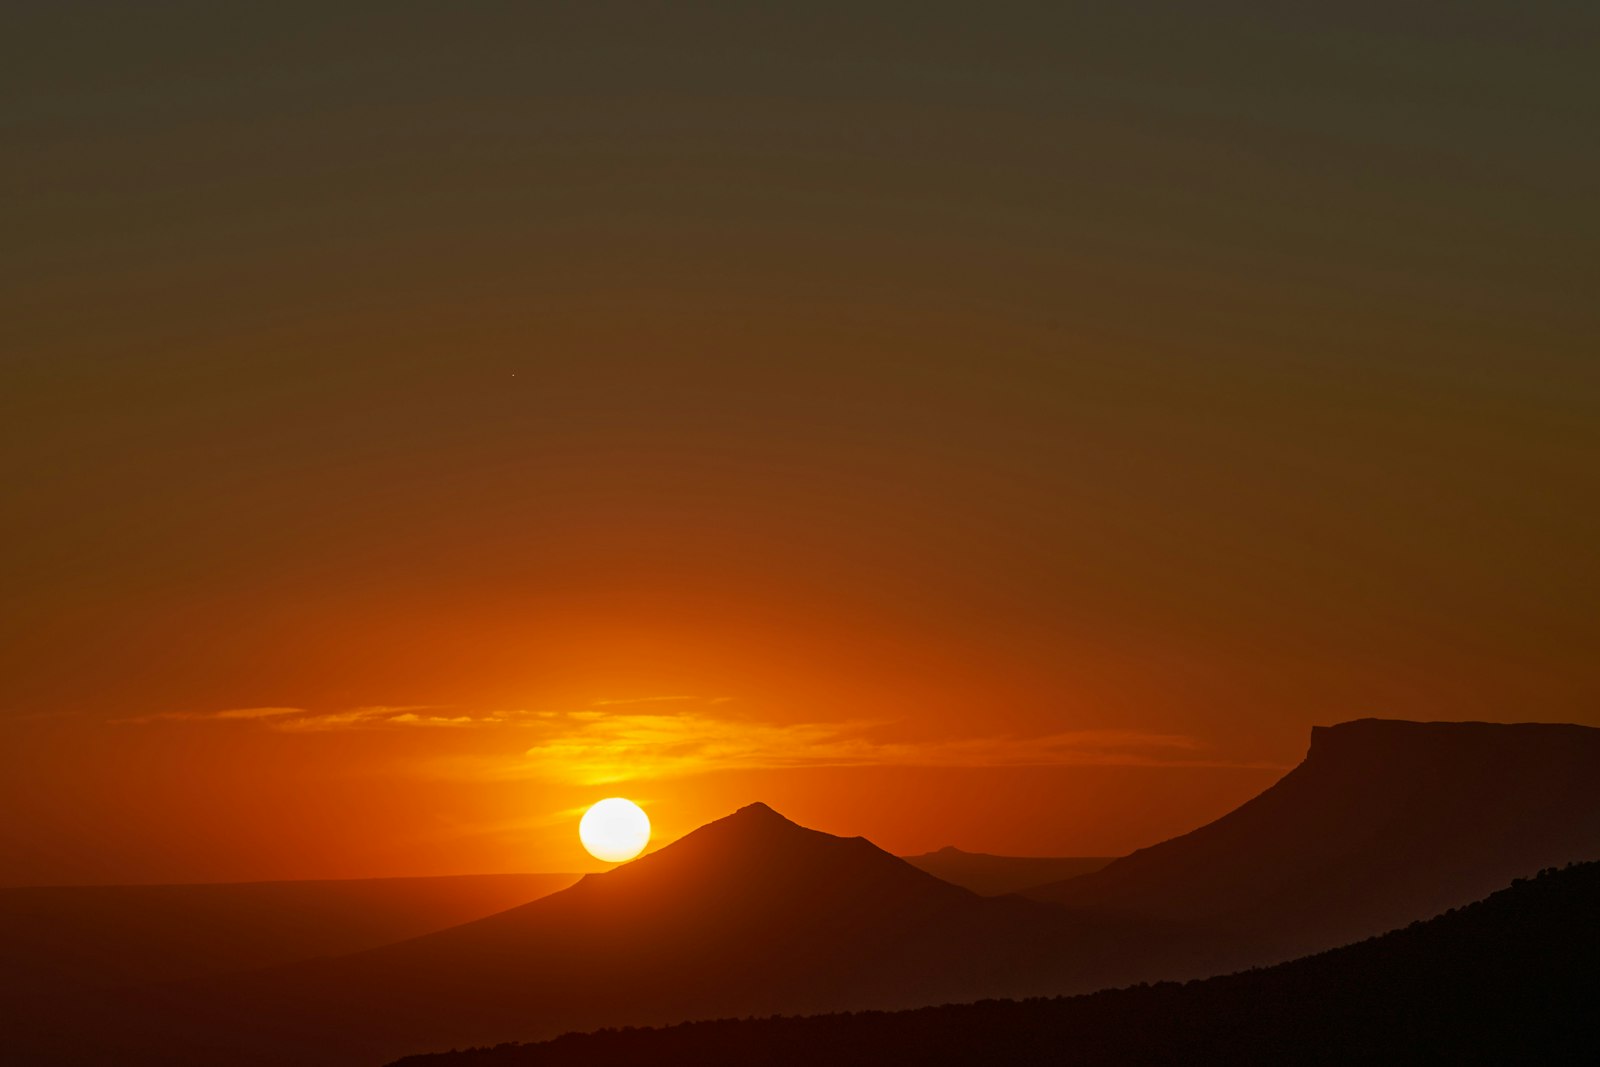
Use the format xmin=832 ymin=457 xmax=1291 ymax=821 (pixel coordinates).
xmin=572 ymin=802 xmax=971 ymax=907
xmin=570 ymin=804 xmax=812 ymax=889
xmin=668 ymin=801 xmax=824 ymax=853
xmin=691 ymin=801 xmax=806 ymax=839
xmin=730 ymin=800 xmax=787 ymax=821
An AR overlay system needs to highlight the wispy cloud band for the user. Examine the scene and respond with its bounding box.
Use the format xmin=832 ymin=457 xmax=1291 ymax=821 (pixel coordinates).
xmin=115 ymin=701 xmax=1280 ymax=782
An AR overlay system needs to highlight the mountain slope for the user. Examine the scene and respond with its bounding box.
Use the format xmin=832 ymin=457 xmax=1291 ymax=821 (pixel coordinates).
xmin=1026 ymin=719 xmax=1600 ymax=961
xmin=0 ymin=873 xmax=578 ymax=996
xmin=390 ymin=861 xmax=1600 ymax=1066
xmin=901 ymin=848 xmax=1114 ymax=896
xmin=21 ymin=804 xmax=1190 ymax=1066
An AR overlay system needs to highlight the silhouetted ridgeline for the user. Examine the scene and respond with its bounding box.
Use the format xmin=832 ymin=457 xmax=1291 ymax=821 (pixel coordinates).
xmin=392 ymin=862 xmax=1600 ymax=1066
xmin=12 ymin=803 xmax=1189 ymax=1066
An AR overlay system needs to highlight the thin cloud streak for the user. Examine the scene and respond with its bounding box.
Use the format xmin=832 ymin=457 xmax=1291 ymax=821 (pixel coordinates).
xmin=112 ymin=699 xmax=727 ymax=732
xmin=114 ymin=706 xmax=307 ymax=724
xmin=115 ymin=702 xmax=1285 ymax=782
xmin=273 ymin=707 xmax=483 ymax=732
xmin=113 ymin=705 xmax=481 ymax=729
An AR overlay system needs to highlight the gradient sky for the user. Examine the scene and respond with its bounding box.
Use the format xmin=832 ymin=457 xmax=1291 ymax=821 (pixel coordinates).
xmin=3 ymin=2 xmax=1597 ymax=885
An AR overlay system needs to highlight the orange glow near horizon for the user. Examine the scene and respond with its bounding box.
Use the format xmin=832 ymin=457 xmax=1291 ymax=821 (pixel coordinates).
xmin=4 ymin=6 xmax=1598 ymax=891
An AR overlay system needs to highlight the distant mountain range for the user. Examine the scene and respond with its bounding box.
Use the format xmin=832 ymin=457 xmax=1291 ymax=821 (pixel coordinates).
xmin=900 ymin=847 xmax=1114 ymax=896
xmin=9 ymin=718 xmax=1598 ymax=1066
xmin=390 ymin=860 xmax=1600 ymax=1065
xmin=1025 ymin=719 xmax=1600 ymax=965
xmin=0 ymin=873 xmax=578 ymax=996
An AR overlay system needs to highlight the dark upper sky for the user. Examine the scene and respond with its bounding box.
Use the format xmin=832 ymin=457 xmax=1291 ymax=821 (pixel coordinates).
xmin=2 ymin=2 xmax=1597 ymax=882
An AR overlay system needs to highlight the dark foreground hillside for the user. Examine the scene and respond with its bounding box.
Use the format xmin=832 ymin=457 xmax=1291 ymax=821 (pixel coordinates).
xmin=394 ymin=861 xmax=1600 ymax=1066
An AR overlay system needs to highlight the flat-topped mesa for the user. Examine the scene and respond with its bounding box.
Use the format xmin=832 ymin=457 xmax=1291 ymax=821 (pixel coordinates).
xmin=1302 ymin=717 xmax=1600 ymax=769
xmin=1299 ymin=716 xmax=1600 ymax=783
xmin=1025 ymin=718 xmax=1600 ymax=960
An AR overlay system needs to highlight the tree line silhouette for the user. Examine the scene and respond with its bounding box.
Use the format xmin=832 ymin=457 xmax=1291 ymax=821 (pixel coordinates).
xmin=394 ymin=862 xmax=1600 ymax=1066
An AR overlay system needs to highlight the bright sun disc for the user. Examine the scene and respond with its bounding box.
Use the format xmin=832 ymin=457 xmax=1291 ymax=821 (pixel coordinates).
xmin=579 ymin=798 xmax=651 ymax=863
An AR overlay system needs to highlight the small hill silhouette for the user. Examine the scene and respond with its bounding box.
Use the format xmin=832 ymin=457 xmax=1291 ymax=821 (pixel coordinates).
xmin=18 ymin=803 xmax=1183 ymax=1066
xmin=1026 ymin=719 xmax=1600 ymax=963
xmin=901 ymin=847 xmax=1115 ymax=897
xmin=388 ymin=860 xmax=1600 ymax=1066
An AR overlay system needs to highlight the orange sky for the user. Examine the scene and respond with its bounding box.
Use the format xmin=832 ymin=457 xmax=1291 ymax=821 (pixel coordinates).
xmin=3 ymin=4 xmax=1597 ymax=885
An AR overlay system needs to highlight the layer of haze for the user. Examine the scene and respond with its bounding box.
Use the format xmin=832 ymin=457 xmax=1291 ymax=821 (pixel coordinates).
xmin=3 ymin=2 xmax=1596 ymax=885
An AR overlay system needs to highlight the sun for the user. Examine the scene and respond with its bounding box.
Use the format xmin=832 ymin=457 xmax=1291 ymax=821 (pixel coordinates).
xmin=578 ymin=797 xmax=651 ymax=863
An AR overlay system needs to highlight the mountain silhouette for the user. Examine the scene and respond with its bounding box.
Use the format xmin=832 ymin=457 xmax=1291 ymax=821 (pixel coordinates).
xmin=20 ymin=803 xmax=1185 ymax=1066
xmin=18 ymin=721 xmax=1599 ymax=1065
xmin=1025 ymin=719 xmax=1600 ymax=963
xmin=901 ymin=847 xmax=1114 ymax=897
xmin=0 ymin=873 xmax=578 ymax=997
xmin=390 ymin=860 xmax=1600 ymax=1065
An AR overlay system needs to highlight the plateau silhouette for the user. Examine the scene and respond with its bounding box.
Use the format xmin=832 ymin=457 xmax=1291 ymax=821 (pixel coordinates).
xmin=1025 ymin=719 xmax=1600 ymax=964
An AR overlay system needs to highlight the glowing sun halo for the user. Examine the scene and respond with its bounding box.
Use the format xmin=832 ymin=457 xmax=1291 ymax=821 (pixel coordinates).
xmin=579 ymin=797 xmax=651 ymax=863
